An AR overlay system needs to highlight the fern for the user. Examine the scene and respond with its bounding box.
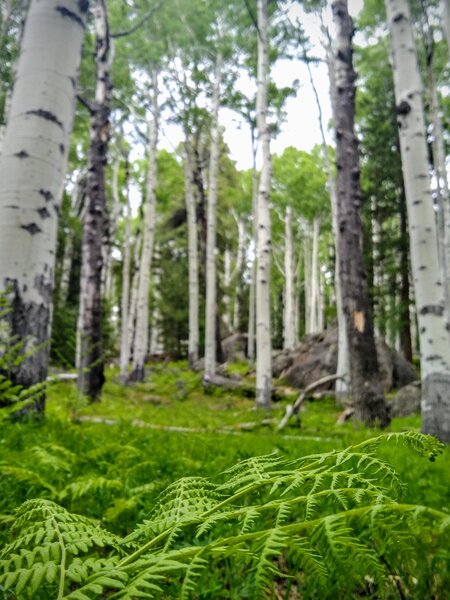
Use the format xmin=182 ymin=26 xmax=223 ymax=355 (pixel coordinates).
xmin=0 ymin=499 xmax=120 ymax=599
xmin=0 ymin=432 xmax=448 ymax=598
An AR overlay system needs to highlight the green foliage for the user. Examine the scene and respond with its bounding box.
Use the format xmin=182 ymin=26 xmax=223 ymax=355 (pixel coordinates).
xmin=0 ymin=432 xmax=448 ymax=598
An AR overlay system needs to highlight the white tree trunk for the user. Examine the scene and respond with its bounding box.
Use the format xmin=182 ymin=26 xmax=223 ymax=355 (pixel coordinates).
xmin=442 ymin=0 xmax=450 ymax=54
xmin=104 ymin=157 xmax=121 ymax=300
xmin=204 ymin=53 xmax=222 ymax=378
xmin=255 ymin=0 xmax=272 ymax=407
xmin=184 ymin=141 xmax=199 ymax=367
xmin=60 ymin=173 xmax=83 ymax=303
xmin=318 ymin=269 xmax=325 ymax=332
xmin=149 ymin=244 xmax=163 ymax=356
xmin=119 ymin=159 xmax=131 ymax=383
xmin=309 ymin=216 xmax=320 ymax=334
xmin=316 ymin=31 xmax=350 ymax=398
xmin=283 ymin=206 xmax=295 ymax=350
xmin=130 ymin=72 xmax=159 ymax=381
xmin=232 ymin=216 xmax=245 ymax=332
xmin=127 ymin=232 xmax=141 ymax=366
xmin=386 ymin=0 xmax=450 ymax=442
xmin=0 ymin=0 xmax=87 ymax=394
xmin=303 ymin=233 xmax=311 ymax=334
xmin=427 ymin=65 xmax=450 ymax=316
xmin=222 ymin=246 xmax=232 ymax=332
xmin=247 ymin=160 xmax=258 ymax=361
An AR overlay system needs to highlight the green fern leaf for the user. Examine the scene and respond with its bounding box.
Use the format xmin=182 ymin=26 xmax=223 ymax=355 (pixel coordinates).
xmin=251 ymin=528 xmax=287 ymax=596
xmin=180 ymin=551 xmax=207 ymax=600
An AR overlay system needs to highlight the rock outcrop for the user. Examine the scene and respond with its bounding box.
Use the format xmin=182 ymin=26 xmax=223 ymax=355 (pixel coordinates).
xmin=273 ymin=328 xmax=417 ymax=392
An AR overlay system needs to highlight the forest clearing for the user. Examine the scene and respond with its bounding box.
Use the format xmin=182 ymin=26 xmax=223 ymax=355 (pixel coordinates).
xmin=0 ymin=0 xmax=450 ymax=597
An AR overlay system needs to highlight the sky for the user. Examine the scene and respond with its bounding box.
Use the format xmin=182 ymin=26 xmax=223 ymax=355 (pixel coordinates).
xmin=157 ymin=0 xmax=365 ymax=171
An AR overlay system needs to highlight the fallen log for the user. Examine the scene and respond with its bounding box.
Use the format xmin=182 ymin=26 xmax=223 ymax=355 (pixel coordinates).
xmin=277 ymin=373 xmax=344 ymax=431
xmin=47 ymin=373 xmax=78 ymax=381
xmin=202 ymin=374 xmax=297 ymax=402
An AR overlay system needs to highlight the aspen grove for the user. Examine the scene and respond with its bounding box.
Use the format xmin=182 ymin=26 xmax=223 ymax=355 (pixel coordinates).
xmin=0 ymin=0 xmax=449 ymax=597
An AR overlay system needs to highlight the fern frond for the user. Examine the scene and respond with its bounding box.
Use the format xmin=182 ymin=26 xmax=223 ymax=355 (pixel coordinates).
xmin=240 ymin=506 xmax=261 ymax=533
xmin=290 ymin=537 xmax=328 ymax=588
xmin=0 ymin=499 xmax=120 ymax=598
xmin=129 ymin=477 xmax=221 ymax=542
xmin=0 ymin=434 xmax=447 ymax=598
xmin=180 ymin=551 xmax=207 ymax=600
xmin=107 ymin=554 xmax=187 ymax=599
xmin=0 ymin=465 xmax=56 ymax=496
xmin=85 ymin=444 xmax=142 ymax=468
xmin=219 ymin=452 xmax=288 ymax=492
xmin=59 ymin=476 xmax=123 ymax=502
xmin=251 ymin=528 xmax=288 ymax=596
xmin=31 ymin=445 xmax=75 ymax=474
xmin=355 ymin=431 xmax=444 ymax=461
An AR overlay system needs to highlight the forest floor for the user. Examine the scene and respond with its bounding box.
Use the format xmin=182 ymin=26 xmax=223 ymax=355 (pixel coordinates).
xmin=17 ymin=361 xmax=450 ymax=513
xmin=1 ymin=360 xmax=449 ymax=597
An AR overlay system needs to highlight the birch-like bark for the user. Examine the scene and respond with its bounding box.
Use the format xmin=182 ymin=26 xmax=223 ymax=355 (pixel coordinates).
xmin=247 ymin=146 xmax=258 ymax=361
xmin=399 ymin=184 xmax=413 ymax=362
xmin=127 ymin=231 xmax=141 ymax=365
xmin=386 ymin=0 xmax=450 ymax=442
xmin=204 ymin=53 xmax=222 ymax=378
xmin=318 ymin=270 xmax=325 ymax=332
xmin=0 ymin=0 xmax=87 ymax=400
xmin=129 ymin=71 xmax=159 ymax=382
xmin=255 ymin=0 xmax=272 ymax=407
xmin=232 ymin=216 xmax=245 ymax=333
xmin=309 ymin=216 xmax=320 ymax=334
xmin=184 ymin=141 xmax=199 ymax=367
xmin=442 ymin=0 xmax=450 ymax=54
xmin=119 ymin=159 xmax=131 ymax=383
xmin=427 ymin=65 xmax=450 ymax=315
xmin=332 ymin=0 xmax=389 ymax=426
xmin=60 ymin=173 xmax=84 ymax=303
xmin=316 ymin=29 xmax=350 ymax=398
xmin=303 ymin=233 xmax=311 ymax=333
xmin=149 ymin=244 xmax=163 ymax=355
xmin=103 ymin=157 xmax=121 ymax=299
xmin=283 ymin=206 xmax=295 ymax=350
xmin=223 ymin=246 xmax=232 ymax=332
xmin=77 ymin=0 xmax=111 ymax=399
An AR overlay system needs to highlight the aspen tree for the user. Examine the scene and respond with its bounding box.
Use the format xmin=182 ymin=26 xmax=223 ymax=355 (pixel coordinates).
xmin=283 ymin=206 xmax=295 ymax=350
xmin=119 ymin=158 xmax=131 ymax=383
xmin=232 ymin=216 xmax=246 ymax=333
xmin=255 ymin=0 xmax=272 ymax=407
xmin=304 ymin=41 xmax=350 ymax=398
xmin=204 ymin=53 xmax=222 ymax=378
xmin=129 ymin=71 xmax=159 ymax=382
xmin=77 ymin=0 xmax=111 ymax=399
xmin=0 ymin=0 xmax=88 ymax=401
xmin=386 ymin=0 xmax=450 ymax=442
xmin=184 ymin=141 xmax=199 ymax=367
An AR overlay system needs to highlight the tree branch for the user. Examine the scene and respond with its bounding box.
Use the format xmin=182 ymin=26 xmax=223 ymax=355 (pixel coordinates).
xmin=111 ymin=0 xmax=164 ymax=39
xmin=243 ymin=0 xmax=260 ymax=36
xmin=76 ymin=94 xmax=95 ymax=115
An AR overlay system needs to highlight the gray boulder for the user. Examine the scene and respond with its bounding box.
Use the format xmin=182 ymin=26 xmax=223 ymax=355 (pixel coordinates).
xmin=279 ymin=330 xmax=338 ymax=390
xmin=389 ymin=382 xmax=421 ymax=417
xmin=221 ymin=333 xmax=247 ymax=363
xmin=274 ymin=327 xmax=417 ymax=392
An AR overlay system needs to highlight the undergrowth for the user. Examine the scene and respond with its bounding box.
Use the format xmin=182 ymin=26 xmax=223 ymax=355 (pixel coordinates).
xmin=0 ymin=360 xmax=449 ymax=597
xmin=0 ymin=431 xmax=448 ymax=598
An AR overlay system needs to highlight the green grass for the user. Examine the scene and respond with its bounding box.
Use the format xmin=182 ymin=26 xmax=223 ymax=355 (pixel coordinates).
xmin=0 ymin=360 xmax=448 ymax=597
xmin=7 ymin=360 xmax=449 ymax=512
